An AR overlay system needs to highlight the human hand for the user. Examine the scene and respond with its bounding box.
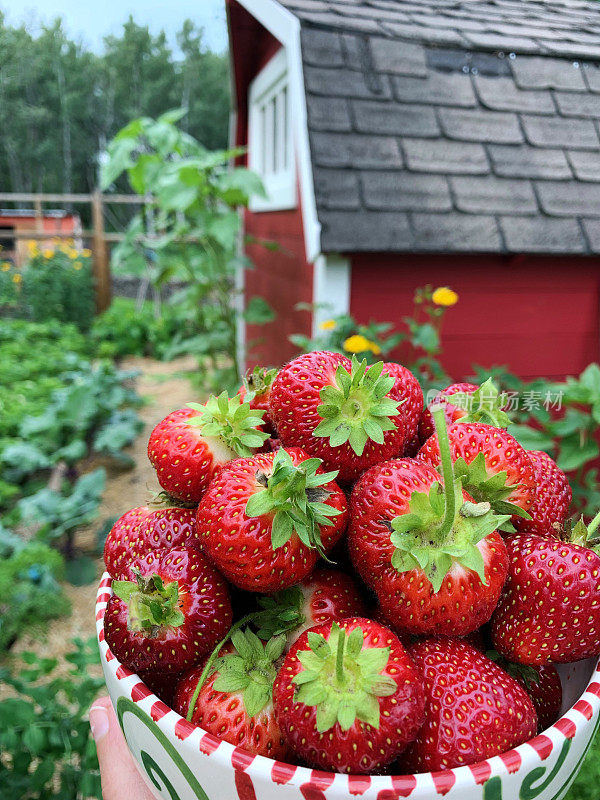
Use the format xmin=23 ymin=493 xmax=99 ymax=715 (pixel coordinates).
xmin=89 ymin=696 xmax=156 ymax=800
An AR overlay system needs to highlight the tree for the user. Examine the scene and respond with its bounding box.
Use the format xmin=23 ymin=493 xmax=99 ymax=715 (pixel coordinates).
xmin=0 ymin=14 xmax=230 ymax=195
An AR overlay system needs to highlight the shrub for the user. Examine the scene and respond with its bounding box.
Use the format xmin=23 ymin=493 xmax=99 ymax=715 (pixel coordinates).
xmin=18 ymin=242 xmax=95 ymax=331
xmin=90 ymin=297 xmax=197 ymax=360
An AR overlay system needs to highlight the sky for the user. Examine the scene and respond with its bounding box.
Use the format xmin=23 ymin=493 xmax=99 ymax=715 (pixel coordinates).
xmin=0 ymin=0 xmax=229 ymax=54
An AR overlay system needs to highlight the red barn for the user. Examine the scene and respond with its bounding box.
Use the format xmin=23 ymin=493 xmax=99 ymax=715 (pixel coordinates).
xmin=227 ymin=0 xmax=600 ymax=381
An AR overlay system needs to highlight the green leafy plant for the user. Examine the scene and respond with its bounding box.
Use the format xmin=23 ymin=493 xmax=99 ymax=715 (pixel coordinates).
xmin=0 ymin=637 xmax=103 ymax=798
xmin=290 ymin=285 xmax=455 ymax=395
xmin=15 ymin=242 xmax=95 ymax=332
xmin=102 ymin=110 xmax=274 ymax=390
xmin=91 ymin=297 xmax=198 ymax=360
xmin=0 ymin=527 xmax=70 ymax=654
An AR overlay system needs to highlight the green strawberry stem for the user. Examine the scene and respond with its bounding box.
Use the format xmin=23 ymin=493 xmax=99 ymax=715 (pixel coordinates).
xmin=185 ymin=612 xmax=257 ymax=722
xmin=432 ymin=404 xmax=457 ymax=540
xmin=389 ymin=409 xmax=511 ymax=592
xmin=336 ymin=624 xmax=345 ymax=683
xmin=185 ymin=592 xmax=308 ymax=722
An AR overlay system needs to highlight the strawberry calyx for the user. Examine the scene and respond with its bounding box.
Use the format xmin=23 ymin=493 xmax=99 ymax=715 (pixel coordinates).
xmin=245 ymin=448 xmax=343 ymax=557
xmin=451 ymin=378 xmax=512 ymax=428
xmin=211 ymin=629 xmax=286 ymax=717
xmin=147 ymin=490 xmax=198 ymax=510
xmin=389 ymin=407 xmax=511 ymax=593
xmin=112 ymin=569 xmax=185 ymax=635
xmin=254 ymin=587 xmax=306 ymax=639
xmin=242 ymin=366 xmax=278 ymax=403
xmin=560 ymin=512 xmax=600 ymax=552
xmin=292 ymin=622 xmax=396 ymax=733
xmin=313 ymin=358 xmax=402 ymax=457
xmin=452 ymin=452 xmax=530 ymax=521
xmin=187 ymin=391 xmax=269 ymax=457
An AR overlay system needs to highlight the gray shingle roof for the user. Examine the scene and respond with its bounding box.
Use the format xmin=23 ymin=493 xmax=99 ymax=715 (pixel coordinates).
xmin=278 ymin=0 xmax=600 ymax=253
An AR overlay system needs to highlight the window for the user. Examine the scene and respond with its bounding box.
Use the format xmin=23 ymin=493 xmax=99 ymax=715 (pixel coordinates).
xmin=248 ymin=49 xmax=296 ymax=211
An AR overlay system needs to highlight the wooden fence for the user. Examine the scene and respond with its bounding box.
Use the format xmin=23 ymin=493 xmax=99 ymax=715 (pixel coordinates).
xmin=0 ymin=192 xmax=147 ymax=312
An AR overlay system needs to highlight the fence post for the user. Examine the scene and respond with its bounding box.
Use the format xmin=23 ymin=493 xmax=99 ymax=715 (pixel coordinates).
xmin=91 ymin=190 xmax=111 ymax=312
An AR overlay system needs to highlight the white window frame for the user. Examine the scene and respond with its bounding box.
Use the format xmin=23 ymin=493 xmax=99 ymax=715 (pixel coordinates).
xmin=248 ymin=48 xmax=296 ymax=212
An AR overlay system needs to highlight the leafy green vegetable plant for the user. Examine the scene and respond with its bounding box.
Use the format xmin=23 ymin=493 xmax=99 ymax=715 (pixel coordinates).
xmin=102 ymin=110 xmax=274 ymax=390
xmin=0 ymin=638 xmax=103 ymax=799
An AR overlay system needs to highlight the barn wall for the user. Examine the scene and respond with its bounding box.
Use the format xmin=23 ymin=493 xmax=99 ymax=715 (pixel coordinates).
xmin=349 ymin=254 xmax=600 ymax=382
xmin=228 ymin=0 xmax=314 ymax=371
xmin=244 ymin=200 xmax=313 ymax=369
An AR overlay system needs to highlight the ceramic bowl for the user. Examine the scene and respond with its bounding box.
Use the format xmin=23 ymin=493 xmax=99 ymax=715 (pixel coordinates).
xmin=96 ymin=573 xmax=600 ymax=800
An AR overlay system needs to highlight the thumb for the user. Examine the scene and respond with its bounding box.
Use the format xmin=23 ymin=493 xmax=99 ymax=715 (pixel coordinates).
xmin=90 ymin=696 xmax=156 ymax=800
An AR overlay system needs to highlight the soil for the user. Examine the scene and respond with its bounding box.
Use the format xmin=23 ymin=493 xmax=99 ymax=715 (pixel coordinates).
xmin=6 ymin=354 xmax=202 ymax=676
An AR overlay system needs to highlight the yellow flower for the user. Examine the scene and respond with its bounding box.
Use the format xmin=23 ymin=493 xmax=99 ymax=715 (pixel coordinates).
xmin=343 ymin=334 xmax=381 ymax=355
xmin=12 ymin=273 xmax=22 ymax=284
xmin=27 ymin=240 xmax=39 ymax=256
xmin=1 ymin=262 xmax=11 ymax=272
xmin=68 ymin=250 xmax=78 ymax=259
xmin=432 ymin=287 xmax=459 ymax=307
xmin=81 ymin=248 xmax=92 ymax=258
xmin=73 ymin=261 xmax=83 ymax=270
xmin=320 ymin=319 xmax=336 ymax=331
xmin=42 ymin=248 xmax=54 ymax=259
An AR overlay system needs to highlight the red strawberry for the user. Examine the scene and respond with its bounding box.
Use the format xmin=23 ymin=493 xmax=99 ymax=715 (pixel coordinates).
xmin=487 ymin=652 xmax=562 ymax=731
xmin=419 ymin=378 xmax=511 ymax=443
xmin=382 ymin=362 xmax=423 ymax=456
xmin=148 ymin=393 xmax=269 ymax=503
xmin=419 ymin=382 xmax=478 ymax=442
xmin=238 ymin=366 xmax=278 ymax=434
xmin=104 ymin=546 xmax=232 ymax=674
xmin=492 ymin=532 xmax=600 ymax=664
xmin=401 ymin=638 xmax=537 ymax=772
xmin=268 ymin=351 xmax=407 ymax=482
xmin=418 ymin=421 xmax=536 ymax=523
xmin=515 ymin=450 xmax=571 ymax=535
xmin=174 ymin=629 xmax=291 ymax=759
xmin=103 ymin=506 xmax=151 ymax=578
xmin=138 ymin=669 xmax=181 ymax=707
xmin=348 ymin=408 xmax=509 ymax=636
xmin=105 ymin=506 xmax=200 ymax=579
xmin=257 ymin=568 xmax=366 ymax=647
xmin=196 ymin=447 xmax=348 ymax=593
xmin=273 ymin=618 xmax=425 ymax=774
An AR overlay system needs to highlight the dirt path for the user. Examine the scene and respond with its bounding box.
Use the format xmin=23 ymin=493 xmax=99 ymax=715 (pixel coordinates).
xmin=8 ymin=354 xmax=201 ymax=670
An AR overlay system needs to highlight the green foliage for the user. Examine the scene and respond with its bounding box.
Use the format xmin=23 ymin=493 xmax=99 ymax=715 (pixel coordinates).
xmin=102 ymin=112 xmax=272 ymax=390
xmin=0 ymin=13 xmax=229 ymax=196
xmin=0 ymin=527 xmax=70 ymax=654
xmin=565 ymin=730 xmax=600 ymax=800
xmin=17 ymin=245 xmax=95 ymax=331
xmin=91 ymin=297 xmax=199 ymax=360
xmin=17 ymin=470 xmax=106 ymax=547
xmin=291 ymin=286 xmax=454 ymax=395
xmin=469 ymin=363 xmax=600 ymax=517
xmin=0 ymin=637 xmax=103 ymax=798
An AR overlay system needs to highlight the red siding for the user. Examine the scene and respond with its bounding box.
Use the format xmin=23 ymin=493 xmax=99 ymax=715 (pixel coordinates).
xmin=228 ymin=0 xmax=313 ymax=370
xmin=350 ymin=254 xmax=600 ymax=381
xmin=244 ymin=200 xmax=313 ymax=369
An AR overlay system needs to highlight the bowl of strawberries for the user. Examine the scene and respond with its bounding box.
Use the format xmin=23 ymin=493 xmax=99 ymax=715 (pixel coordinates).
xmin=96 ymin=351 xmax=600 ymax=800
